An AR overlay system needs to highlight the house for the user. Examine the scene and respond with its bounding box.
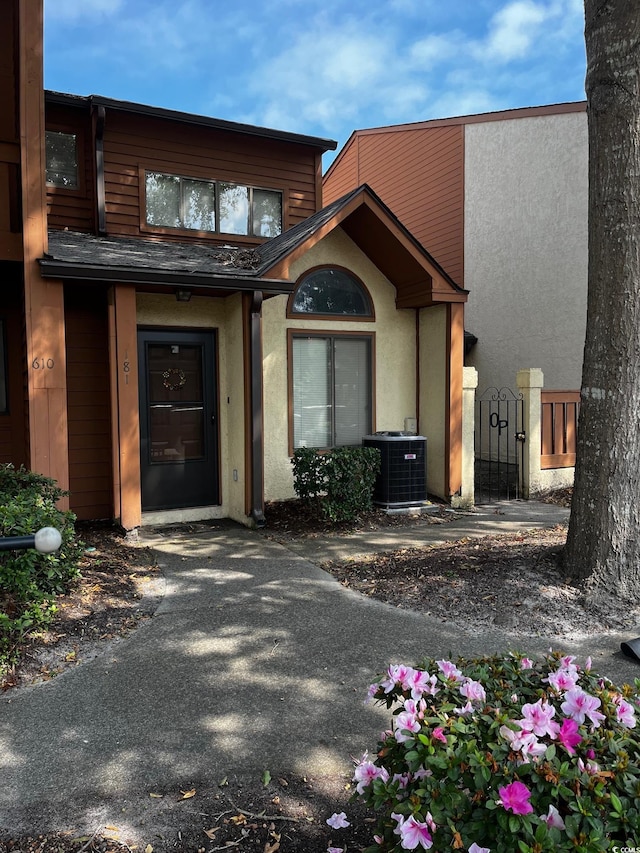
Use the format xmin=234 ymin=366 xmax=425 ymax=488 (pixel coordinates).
xmin=323 ymin=103 xmax=589 ymax=398
xmin=2 ymin=0 xmax=469 ymax=531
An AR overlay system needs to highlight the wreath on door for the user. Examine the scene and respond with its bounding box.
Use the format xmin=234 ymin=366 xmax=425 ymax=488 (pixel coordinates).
xmin=162 ymin=368 xmax=187 ymax=390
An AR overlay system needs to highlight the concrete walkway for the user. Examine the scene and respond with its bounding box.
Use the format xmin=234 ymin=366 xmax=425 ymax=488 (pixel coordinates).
xmin=1 ymin=501 xmax=638 ymax=845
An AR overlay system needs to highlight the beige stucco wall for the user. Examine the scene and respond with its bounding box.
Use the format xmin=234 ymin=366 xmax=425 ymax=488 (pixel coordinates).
xmin=262 ymin=227 xmax=417 ymax=502
xmin=136 ymin=292 xmax=246 ymax=523
xmin=464 ymin=110 xmax=588 ymax=396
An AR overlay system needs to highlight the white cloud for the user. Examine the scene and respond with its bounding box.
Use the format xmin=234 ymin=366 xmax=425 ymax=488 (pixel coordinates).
xmin=484 ymin=0 xmax=551 ymax=61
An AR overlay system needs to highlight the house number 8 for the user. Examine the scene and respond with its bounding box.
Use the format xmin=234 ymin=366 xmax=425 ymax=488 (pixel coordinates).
xmin=32 ymin=357 xmax=55 ymax=370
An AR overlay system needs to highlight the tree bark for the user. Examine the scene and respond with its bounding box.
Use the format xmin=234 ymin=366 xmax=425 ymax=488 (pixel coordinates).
xmin=564 ymin=1 xmax=640 ymax=597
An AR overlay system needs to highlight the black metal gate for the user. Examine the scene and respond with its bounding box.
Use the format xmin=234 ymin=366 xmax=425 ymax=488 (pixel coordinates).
xmin=475 ymin=387 xmax=525 ymax=503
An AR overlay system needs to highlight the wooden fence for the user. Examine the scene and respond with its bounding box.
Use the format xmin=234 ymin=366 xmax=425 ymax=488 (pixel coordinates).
xmin=540 ymin=390 xmax=580 ymax=469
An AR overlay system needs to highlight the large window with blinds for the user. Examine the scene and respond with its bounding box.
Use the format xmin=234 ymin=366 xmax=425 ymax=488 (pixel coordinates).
xmin=291 ymin=333 xmax=372 ymax=449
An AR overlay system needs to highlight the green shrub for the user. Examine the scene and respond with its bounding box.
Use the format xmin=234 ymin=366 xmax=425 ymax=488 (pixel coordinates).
xmin=0 ymin=465 xmax=82 ymax=670
xmin=292 ymin=446 xmax=381 ymax=523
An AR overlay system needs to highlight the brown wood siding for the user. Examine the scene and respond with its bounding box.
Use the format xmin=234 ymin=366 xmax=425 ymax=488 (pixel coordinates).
xmin=102 ymin=112 xmax=319 ymax=241
xmin=0 ymin=3 xmax=21 ymax=261
xmin=324 ymin=126 xmax=465 ymax=286
xmin=0 ymin=270 xmax=27 ymax=468
xmin=322 ymin=138 xmax=359 ymax=206
xmin=45 ymin=104 xmax=95 ymax=233
xmin=65 ymin=285 xmax=113 ymax=520
xmin=541 ymin=390 xmax=580 ymax=469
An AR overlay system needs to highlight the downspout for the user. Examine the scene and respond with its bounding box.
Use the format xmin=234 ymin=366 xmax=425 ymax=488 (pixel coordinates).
xmin=250 ymin=291 xmax=265 ymax=527
xmin=95 ymin=105 xmax=107 ymax=236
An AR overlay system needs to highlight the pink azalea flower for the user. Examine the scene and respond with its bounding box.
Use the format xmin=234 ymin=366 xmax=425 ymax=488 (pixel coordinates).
xmin=382 ymin=664 xmax=412 ymax=694
xmin=397 ymin=815 xmax=434 ymax=850
xmin=520 ymin=657 xmax=534 ymax=670
xmin=436 ymin=659 xmax=463 ymax=681
xmin=577 ymin=756 xmax=600 ymax=775
xmin=615 ymin=696 xmax=637 ymax=728
xmin=365 ymin=682 xmax=379 ymax=704
xmin=556 ymin=717 xmax=582 ymax=755
xmin=469 ymin=845 xmax=491 ymax=853
xmin=499 ymin=725 xmax=545 ymax=761
xmin=541 ymin=804 xmax=566 ymax=829
xmin=585 ymin=656 xmax=592 ymax=671
xmin=432 ymin=726 xmax=447 ymax=744
xmin=561 ymin=688 xmax=606 ymax=728
xmin=393 ymin=772 xmax=411 ymax=789
xmin=454 ymin=700 xmax=475 ymax=716
xmin=327 ymin=847 xmax=343 ymax=853
xmin=404 ymin=668 xmax=439 ymax=699
xmin=546 ymin=668 xmax=579 ymax=692
xmin=518 ymin=699 xmax=559 ymax=738
xmin=459 ymin=679 xmax=486 ymax=706
xmin=326 ymin=812 xmax=350 ymax=829
xmin=498 ymin=780 xmax=533 ymax=815
xmin=354 ymin=758 xmax=389 ymax=794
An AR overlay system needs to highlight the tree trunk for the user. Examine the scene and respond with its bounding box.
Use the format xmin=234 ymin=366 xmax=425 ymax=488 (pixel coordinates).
xmin=564 ymin=1 xmax=640 ymax=598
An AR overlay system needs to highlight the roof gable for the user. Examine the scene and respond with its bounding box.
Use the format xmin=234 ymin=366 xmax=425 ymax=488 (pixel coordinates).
xmin=256 ymin=184 xmax=467 ymax=307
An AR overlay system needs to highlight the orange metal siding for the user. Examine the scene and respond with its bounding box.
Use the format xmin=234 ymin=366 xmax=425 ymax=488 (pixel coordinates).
xmin=322 ymin=137 xmax=360 ymax=206
xmin=65 ymin=285 xmax=113 ymax=520
xmin=102 ymin=112 xmax=319 ymax=241
xmin=324 ymin=126 xmax=465 ymax=286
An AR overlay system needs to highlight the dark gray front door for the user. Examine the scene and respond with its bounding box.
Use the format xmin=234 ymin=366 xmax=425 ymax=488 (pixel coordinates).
xmin=138 ymin=328 xmax=218 ymax=511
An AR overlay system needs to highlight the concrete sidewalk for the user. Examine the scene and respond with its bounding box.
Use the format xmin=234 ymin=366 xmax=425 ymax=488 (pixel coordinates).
xmin=1 ymin=501 xmax=638 ymax=846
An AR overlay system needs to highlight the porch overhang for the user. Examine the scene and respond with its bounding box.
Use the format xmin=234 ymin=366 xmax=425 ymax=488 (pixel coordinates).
xmin=39 ymin=258 xmax=291 ymax=295
xmin=39 ymin=230 xmax=293 ymax=296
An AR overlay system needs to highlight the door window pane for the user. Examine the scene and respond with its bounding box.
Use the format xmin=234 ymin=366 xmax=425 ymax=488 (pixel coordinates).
xmin=147 ymin=344 xmax=205 ymax=462
xmin=219 ymin=183 xmax=250 ymax=234
xmin=252 ymin=189 xmax=282 ymax=237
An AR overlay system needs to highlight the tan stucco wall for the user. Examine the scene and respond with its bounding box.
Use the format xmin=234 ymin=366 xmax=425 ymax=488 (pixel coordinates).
xmin=419 ymin=305 xmax=447 ymax=498
xmin=136 ymin=292 xmax=246 ymax=523
xmin=464 ymin=111 xmax=588 ymax=395
xmin=262 ymin=227 xmax=417 ymax=502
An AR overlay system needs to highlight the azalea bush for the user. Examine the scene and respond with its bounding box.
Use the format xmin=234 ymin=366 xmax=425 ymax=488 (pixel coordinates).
xmin=345 ymin=652 xmax=640 ymax=853
xmin=0 ymin=465 xmax=82 ymax=672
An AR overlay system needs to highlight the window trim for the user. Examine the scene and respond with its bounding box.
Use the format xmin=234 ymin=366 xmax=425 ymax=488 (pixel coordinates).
xmin=286 ymin=265 xmax=375 ymax=321
xmin=139 ymin=167 xmax=284 ymax=240
xmin=287 ymin=328 xmax=376 ymax=456
xmin=45 ymin=126 xmax=85 ymax=196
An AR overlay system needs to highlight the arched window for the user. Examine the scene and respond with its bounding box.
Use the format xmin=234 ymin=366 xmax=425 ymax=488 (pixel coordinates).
xmin=290 ymin=268 xmax=373 ymax=317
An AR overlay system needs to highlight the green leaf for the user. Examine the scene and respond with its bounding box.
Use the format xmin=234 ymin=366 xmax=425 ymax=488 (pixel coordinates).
xmin=261 ymin=769 xmax=271 ymax=787
xmin=610 ymin=791 xmax=623 ymax=814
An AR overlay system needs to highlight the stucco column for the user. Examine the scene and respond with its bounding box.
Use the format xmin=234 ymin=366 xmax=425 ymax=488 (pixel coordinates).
xmin=452 ymin=366 xmax=478 ymax=508
xmin=517 ymin=368 xmax=544 ymax=498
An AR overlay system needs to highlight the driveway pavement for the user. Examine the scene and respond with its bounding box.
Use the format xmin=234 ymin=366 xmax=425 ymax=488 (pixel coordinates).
xmin=1 ymin=501 xmax=638 ymax=845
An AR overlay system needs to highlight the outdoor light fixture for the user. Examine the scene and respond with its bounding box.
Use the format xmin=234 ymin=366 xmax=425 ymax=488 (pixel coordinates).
xmin=175 ymin=289 xmax=192 ymax=302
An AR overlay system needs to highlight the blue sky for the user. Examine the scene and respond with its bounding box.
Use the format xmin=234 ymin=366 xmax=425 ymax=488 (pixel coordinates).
xmin=44 ymin=0 xmax=587 ymax=167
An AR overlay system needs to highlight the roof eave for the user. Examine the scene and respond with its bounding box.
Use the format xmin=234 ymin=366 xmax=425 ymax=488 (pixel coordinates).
xmin=38 ymin=258 xmax=293 ymax=294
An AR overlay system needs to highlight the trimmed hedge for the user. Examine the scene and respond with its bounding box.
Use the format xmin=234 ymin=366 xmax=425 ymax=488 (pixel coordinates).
xmin=292 ymin=446 xmax=381 ymax=523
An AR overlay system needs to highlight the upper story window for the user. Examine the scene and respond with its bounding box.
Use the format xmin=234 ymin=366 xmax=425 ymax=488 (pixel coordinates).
xmin=45 ymin=131 xmax=78 ymax=188
xmin=290 ymin=268 xmax=373 ymax=317
xmin=144 ymin=171 xmax=282 ymax=237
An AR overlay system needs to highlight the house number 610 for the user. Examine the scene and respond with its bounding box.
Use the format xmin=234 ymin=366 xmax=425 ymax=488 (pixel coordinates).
xmin=32 ymin=357 xmax=55 ymax=370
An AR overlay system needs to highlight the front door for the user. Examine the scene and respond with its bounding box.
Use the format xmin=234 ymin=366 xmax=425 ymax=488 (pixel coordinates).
xmin=138 ymin=328 xmax=218 ymax=511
